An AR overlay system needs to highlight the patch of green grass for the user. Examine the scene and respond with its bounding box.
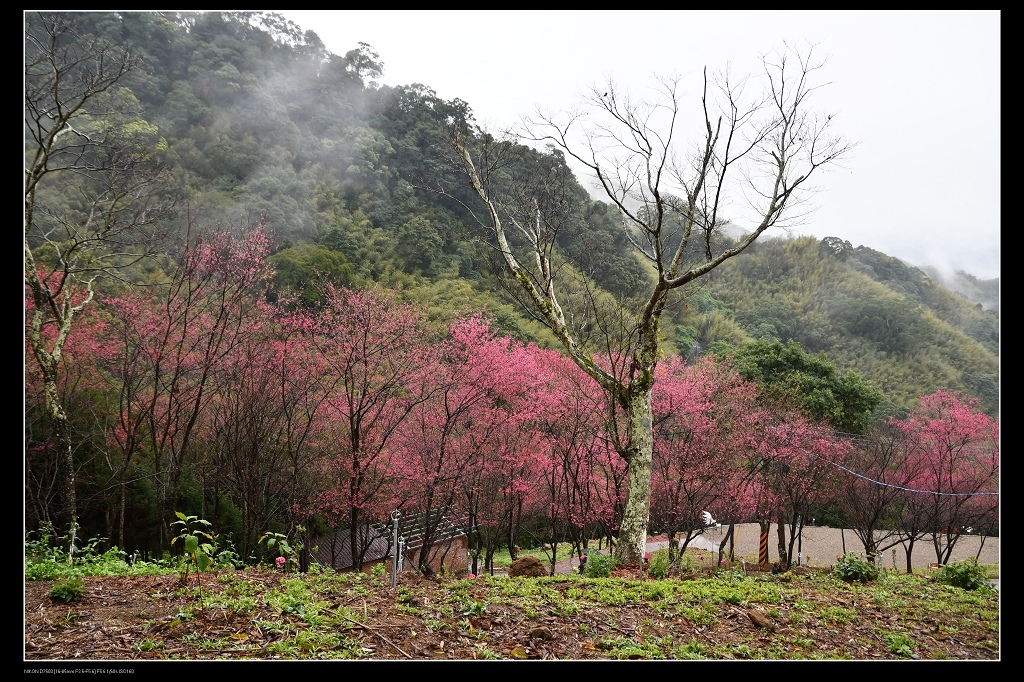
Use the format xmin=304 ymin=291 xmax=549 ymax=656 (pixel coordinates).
xmin=202 ymin=576 xmax=263 ymax=613
xmin=265 ymin=639 xmax=299 ymax=656
xmin=56 ymin=611 xmax=82 ymax=628
xmin=882 ymin=631 xmax=915 ymax=657
xmin=173 ymin=608 xmax=195 ymax=622
xmin=133 ymin=637 xmax=162 ymax=652
xmin=293 ymin=628 xmax=342 ymax=654
xmin=718 ymin=588 xmax=746 ymax=606
xmin=181 ymin=632 xmax=228 ymax=651
xmin=489 ymin=546 xmax=549 ymax=568
xmin=671 ymin=639 xmax=710 ymax=660
xmin=396 ymin=603 xmax=422 ymax=616
xmin=787 ymin=635 xmax=816 ymax=650
xmin=457 ymin=598 xmax=488 ymax=617
xmin=30 ymin=545 xmax=998 ymax=660
xmin=819 ymin=605 xmax=858 ymax=625
xmin=595 ymin=636 xmax=657 ymax=659
xmin=675 ymin=604 xmax=717 ymax=626
xmin=254 ymin=618 xmax=292 ymax=636
xmin=423 ymin=618 xmax=446 ymax=632
xmin=725 ymin=643 xmax=757 ymax=659
xmin=592 ymin=583 xmax=629 ymax=606
xmin=553 ymin=598 xmax=582 ymax=616
xmin=790 ymin=593 xmax=815 ymax=610
xmin=472 ymin=644 xmax=503 ymax=659
xmin=266 ymin=577 xmax=332 ymax=622
xmin=496 ymin=578 xmax=545 ymax=598
xmin=643 ymin=581 xmax=671 ymax=601
xmin=49 ymin=578 xmax=86 ymax=603
xmin=206 ymin=593 xmax=258 ymax=613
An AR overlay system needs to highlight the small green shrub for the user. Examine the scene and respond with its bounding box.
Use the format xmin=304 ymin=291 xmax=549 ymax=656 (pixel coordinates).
xmin=883 ymin=632 xmax=914 ymax=657
xmin=584 ymin=551 xmax=617 ymax=578
xmin=49 ymin=578 xmax=86 ymax=603
xmin=170 ymin=512 xmax=215 ymax=584
xmin=259 ymin=529 xmax=304 ymax=573
xmin=936 ymin=557 xmax=991 ymax=591
xmin=26 ymin=523 xmax=173 ymax=580
xmin=834 ymin=554 xmax=880 ymax=583
xmin=25 ymin=523 xmax=62 ymax=563
xmin=648 ymin=550 xmax=671 ymax=579
xmin=211 ymin=537 xmax=244 ymax=570
xmin=819 ymin=605 xmax=858 ymax=625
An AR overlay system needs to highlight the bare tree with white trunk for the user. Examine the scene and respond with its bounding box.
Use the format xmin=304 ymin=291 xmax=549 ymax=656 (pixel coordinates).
xmin=448 ymin=45 xmax=852 ymax=566
xmin=25 ymin=12 xmax=177 ymax=533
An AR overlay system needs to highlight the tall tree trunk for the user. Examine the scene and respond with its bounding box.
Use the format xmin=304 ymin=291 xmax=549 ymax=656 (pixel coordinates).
xmin=786 ymin=516 xmax=804 ymax=568
xmin=904 ymin=537 xmax=917 ymax=574
xmin=776 ymin=511 xmax=789 ymax=569
xmin=796 ymin=526 xmax=803 ymax=566
xmin=614 ymin=387 xmax=654 ymax=566
xmin=32 ymin=339 xmax=78 ymax=534
xmin=50 ymin=399 xmax=77 ymax=534
xmin=118 ymin=484 xmax=127 ymax=550
xmin=718 ymin=523 xmax=735 ymax=565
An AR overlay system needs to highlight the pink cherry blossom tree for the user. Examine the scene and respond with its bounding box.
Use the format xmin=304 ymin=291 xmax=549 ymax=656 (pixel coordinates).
xmin=531 ymin=350 xmax=621 ymax=573
xmin=893 ymin=391 xmax=998 ymax=565
xmin=756 ymin=413 xmax=853 ymax=569
xmin=101 ymin=223 xmax=274 ymax=549
xmin=197 ymin=319 xmax=331 ymax=561
xmin=302 ymin=285 xmax=436 ymax=571
xmin=650 ymin=357 xmax=766 ymax=561
xmin=390 ymin=316 xmax=539 ymax=573
xmin=836 ymin=422 xmax=928 ymax=572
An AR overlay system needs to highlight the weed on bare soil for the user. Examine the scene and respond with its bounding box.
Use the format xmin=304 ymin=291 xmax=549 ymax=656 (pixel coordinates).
xmin=24 ymin=564 xmax=998 ymax=661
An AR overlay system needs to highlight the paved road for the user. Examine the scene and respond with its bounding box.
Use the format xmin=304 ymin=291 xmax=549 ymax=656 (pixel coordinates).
xmin=550 ymin=524 xmax=999 ymax=576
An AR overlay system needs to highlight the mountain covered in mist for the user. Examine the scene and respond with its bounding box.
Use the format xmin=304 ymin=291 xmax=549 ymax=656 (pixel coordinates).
xmin=920 ymin=267 xmax=999 ymax=313
xmin=27 ymin=11 xmax=999 ymax=417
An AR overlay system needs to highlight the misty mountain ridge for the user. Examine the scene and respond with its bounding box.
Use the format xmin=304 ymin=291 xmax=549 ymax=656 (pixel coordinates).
xmin=721 ymin=221 xmax=998 ymax=313
xmin=920 ymin=265 xmax=999 ymax=312
xmin=25 ymin=11 xmax=997 ymax=418
xmin=697 ymin=235 xmax=998 ymax=416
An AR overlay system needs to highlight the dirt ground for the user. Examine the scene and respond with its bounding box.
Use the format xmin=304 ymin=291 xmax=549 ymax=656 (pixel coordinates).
xmin=23 ymin=526 xmax=1000 ymax=661
xmin=24 ymin=545 xmax=1000 ymax=661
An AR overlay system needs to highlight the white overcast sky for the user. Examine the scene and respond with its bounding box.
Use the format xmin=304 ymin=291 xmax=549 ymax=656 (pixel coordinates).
xmin=280 ymin=10 xmax=1000 ymax=280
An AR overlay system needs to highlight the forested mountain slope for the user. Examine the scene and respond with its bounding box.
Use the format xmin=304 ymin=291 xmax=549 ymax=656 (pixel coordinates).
xmin=693 ymin=237 xmax=998 ymax=416
xmin=26 ymin=11 xmax=998 ymax=416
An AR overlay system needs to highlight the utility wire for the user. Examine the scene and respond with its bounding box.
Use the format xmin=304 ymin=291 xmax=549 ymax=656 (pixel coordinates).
xmin=784 ymin=433 xmax=999 ymax=498
xmin=822 ymin=456 xmax=998 ymax=497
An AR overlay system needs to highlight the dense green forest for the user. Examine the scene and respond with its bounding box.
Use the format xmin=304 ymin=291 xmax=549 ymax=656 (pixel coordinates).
xmin=27 ymin=10 xmax=993 ymax=415
xmin=25 ymin=11 xmax=999 ymax=561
